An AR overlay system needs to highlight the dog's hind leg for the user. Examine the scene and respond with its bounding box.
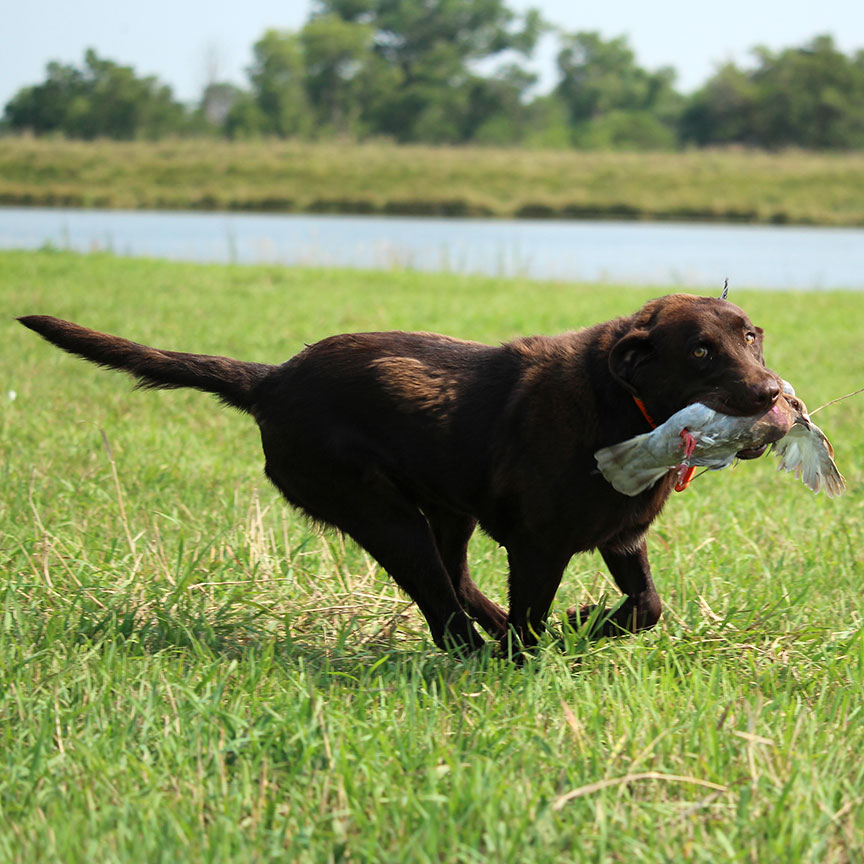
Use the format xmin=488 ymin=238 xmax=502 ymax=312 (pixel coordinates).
xmin=425 ymin=506 xmax=508 ymax=639
xmin=265 ymin=460 xmax=486 ymax=654
xmin=342 ymin=505 xmax=487 ymax=653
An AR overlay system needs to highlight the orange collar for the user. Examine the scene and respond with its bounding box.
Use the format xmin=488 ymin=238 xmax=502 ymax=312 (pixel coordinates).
xmin=632 ymin=395 xmax=696 ymax=492
xmin=632 ymin=395 xmax=656 ymax=428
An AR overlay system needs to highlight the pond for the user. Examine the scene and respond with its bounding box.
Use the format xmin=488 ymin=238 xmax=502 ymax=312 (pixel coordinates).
xmin=1 ymin=206 xmax=863 ymax=290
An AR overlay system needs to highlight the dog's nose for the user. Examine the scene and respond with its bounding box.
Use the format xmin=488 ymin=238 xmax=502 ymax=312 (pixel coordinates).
xmin=751 ymin=379 xmax=781 ymax=409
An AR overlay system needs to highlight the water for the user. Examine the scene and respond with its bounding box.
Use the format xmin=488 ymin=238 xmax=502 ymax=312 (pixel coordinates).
xmin=1 ymin=206 xmax=863 ymax=290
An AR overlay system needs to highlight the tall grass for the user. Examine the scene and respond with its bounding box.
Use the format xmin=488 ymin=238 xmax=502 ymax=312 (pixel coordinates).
xmin=2 ymin=250 xmax=863 ymax=861
xmin=3 ymin=138 xmax=864 ymax=226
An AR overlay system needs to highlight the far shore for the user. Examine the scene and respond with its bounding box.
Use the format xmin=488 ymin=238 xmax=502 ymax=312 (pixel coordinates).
xmin=2 ymin=138 xmax=864 ymax=228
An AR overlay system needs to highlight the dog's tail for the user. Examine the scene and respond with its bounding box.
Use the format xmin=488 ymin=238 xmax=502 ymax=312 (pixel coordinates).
xmin=18 ymin=315 xmax=273 ymax=413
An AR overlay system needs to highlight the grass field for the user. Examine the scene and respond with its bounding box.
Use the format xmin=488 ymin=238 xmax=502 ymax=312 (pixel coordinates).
xmin=2 ymin=250 xmax=864 ymax=862
xmin=3 ymin=138 xmax=864 ymax=226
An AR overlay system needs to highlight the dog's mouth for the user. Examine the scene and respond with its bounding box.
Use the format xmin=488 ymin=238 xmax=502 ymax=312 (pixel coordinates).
xmin=691 ymin=390 xmax=789 ymax=461
xmin=697 ymin=395 xmax=762 ymax=418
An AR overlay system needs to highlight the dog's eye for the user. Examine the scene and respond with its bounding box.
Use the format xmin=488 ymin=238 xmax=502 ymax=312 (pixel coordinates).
xmin=745 ymin=332 xmax=757 ymax=344
xmin=692 ymin=345 xmax=709 ymax=359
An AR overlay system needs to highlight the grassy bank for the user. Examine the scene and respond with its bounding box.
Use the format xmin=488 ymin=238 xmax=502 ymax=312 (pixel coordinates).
xmin=2 ymin=250 xmax=864 ymax=861
xmin=3 ymin=138 xmax=864 ymax=226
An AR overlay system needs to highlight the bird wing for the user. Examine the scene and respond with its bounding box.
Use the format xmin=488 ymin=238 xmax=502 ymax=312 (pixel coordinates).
xmin=772 ymin=419 xmax=846 ymax=497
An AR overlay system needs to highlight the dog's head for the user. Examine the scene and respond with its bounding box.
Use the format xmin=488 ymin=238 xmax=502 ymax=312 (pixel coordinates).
xmin=609 ymin=294 xmax=781 ymax=452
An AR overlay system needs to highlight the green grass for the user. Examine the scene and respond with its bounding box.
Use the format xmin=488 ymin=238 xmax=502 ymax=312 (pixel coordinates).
xmin=3 ymin=138 xmax=864 ymax=226
xmin=2 ymin=249 xmax=864 ymax=862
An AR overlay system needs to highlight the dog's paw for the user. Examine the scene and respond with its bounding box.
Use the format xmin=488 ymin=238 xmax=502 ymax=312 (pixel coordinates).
xmin=565 ymin=604 xmax=626 ymax=638
xmin=438 ymin=625 xmax=487 ymax=658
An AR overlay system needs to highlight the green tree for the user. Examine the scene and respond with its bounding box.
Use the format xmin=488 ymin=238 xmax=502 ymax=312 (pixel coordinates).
xmin=679 ymin=63 xmax=757 ymax=146
xmin=521 ymin=93 xmax=573 ymax=148
xmin=682 ymin=35 xmax=864 ymax=149
xmin=244 ymin=30 xmax=311 ymax=136
xmin=3 ymin=61 xmax=80 ymax=134
xmin=223 ymin=94 xmax=270 ymax=138
xmin=313 ymin=0 xmax=543 ymax=142
xmin=300 ymin=14 xmax=376 ymax=135
xmin=554 ymin=31 xmax=681 ymax=149
xmin=3 ymin=49 xmax=188 ymax=139
xmin=467 ymin=64 xmax=538 ymax=145
xmin=750 ymin=35 xmax=864 ymax=148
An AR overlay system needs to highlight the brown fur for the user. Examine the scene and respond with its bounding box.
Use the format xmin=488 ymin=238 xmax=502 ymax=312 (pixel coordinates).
xmin=19 ymin=294 xmax=782 ymax=654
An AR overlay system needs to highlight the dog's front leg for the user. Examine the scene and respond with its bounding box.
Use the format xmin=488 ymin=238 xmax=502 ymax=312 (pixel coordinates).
xmin=504 ymin=543 xmax=570 ymax=651
xmin=569 ymin=539 xmax=662 ymax=637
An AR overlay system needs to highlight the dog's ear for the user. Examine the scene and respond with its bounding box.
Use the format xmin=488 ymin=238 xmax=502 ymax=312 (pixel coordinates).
xmin=609 ymin=331 xmax=653 ymax=394
xmin=753 ymin=325 xmax=766 ymax=363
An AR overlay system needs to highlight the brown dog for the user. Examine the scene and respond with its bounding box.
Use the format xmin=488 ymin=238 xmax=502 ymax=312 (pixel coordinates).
xmin=19 ymin=294 xmax=781 ymax=654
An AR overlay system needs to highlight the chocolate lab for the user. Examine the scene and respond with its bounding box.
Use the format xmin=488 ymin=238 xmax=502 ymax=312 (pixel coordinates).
xmin=19 ymin=294 xmax=782 ymax=654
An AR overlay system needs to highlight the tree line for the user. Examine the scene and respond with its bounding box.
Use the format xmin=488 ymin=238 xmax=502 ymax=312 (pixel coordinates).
xmin=4 ymin=0 xmax=864 ymax=150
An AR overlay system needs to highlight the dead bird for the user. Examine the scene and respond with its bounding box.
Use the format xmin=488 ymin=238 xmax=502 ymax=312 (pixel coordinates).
xmin=595 ymin=385 xmax=845 ymax=497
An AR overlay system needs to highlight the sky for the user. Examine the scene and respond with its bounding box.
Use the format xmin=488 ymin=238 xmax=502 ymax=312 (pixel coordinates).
xmin=2 ymin=0 xmax=862 ymax=109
